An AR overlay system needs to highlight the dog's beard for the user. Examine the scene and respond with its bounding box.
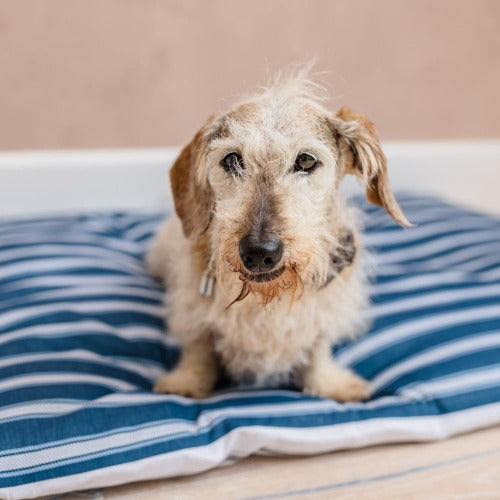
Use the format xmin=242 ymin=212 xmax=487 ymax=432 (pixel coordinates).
xmin=219 ymin=238 xmax=310 ymax=307
xmin=227 ymin=264 xmax=303 ymax=308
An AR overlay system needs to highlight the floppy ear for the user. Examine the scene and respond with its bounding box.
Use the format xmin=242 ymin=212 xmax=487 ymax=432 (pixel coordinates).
xmin=329 ymin=107 xmax=411 ymax=227
xmin=170 ymin=127 xmax=214 ymax=239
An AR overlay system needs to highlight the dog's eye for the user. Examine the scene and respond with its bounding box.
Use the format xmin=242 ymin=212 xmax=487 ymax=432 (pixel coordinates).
xmin=221 ymin=152 xmax=244 ymax=174
xmin=294 ymin=152 xmax=318 ymax=173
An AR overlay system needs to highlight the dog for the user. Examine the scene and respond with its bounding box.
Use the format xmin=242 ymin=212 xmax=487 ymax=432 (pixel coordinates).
xmin=147 ymin=72 xmax=410 ymax=401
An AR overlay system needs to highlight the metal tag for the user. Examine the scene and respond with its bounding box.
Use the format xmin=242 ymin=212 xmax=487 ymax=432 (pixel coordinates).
xmin=199 ymin=273 xmax=215 ymax=298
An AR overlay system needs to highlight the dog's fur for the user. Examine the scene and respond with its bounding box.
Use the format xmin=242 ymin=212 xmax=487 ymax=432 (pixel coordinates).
xmin=147 ymin=72 xmax=410 ymax=401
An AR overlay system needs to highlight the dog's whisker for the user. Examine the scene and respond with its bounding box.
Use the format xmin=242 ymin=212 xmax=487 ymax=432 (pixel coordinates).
xmin=226 ymin=281 xmax=251 ymax=309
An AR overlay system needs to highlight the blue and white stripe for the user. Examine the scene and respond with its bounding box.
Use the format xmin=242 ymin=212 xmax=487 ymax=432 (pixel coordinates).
xmin=0 ymin=194 xmax=499 ymax=499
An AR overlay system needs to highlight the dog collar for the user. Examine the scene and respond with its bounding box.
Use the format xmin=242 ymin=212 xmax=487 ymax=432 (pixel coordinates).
xmin=321 ymin=229 xmax=356 ymax=289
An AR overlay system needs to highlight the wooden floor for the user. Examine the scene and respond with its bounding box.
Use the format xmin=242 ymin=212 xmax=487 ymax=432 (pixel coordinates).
xmin=80 ymin=425 xmax=500 ymax=499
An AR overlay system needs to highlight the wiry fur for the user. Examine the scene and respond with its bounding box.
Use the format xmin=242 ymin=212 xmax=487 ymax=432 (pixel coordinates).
xmin=148 ymin=70 xmax=410 ymax=400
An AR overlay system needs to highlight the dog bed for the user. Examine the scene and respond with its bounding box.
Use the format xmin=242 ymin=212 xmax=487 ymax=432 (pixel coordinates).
xmin=0 ymin=193 xmax=499 ymax=499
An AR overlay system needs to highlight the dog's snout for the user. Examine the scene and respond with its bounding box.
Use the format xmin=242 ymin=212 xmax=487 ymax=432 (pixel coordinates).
xmin=238 ymin=234 xmax=283 ymax=273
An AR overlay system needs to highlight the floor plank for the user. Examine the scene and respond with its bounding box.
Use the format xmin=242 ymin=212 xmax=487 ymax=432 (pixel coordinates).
xmin=96 ymin=425 xmax=500 ymax=499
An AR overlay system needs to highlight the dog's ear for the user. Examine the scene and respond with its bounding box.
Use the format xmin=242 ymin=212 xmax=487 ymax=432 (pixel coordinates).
xmin=329 ymin=107 xmax=411 ymax=227
xmin=170 ymin=126 xmax=214 ymax=239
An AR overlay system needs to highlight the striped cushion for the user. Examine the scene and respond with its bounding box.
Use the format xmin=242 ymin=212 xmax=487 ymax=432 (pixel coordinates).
xmin=1 ymin=194 xmax=499 ymax=499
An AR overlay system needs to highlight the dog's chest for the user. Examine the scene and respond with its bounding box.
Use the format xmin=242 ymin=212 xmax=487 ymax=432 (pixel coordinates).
xmin=211 ymin=297 xmax=326 ymax=383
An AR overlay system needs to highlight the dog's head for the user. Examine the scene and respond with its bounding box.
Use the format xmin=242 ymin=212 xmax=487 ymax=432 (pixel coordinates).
xmin=170 ymin=75 xmax=410 ymax=305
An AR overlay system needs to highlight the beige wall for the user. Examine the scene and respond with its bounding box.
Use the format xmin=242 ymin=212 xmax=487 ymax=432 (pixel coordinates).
xmin=1 ymin=0 xmax=499 ymax=150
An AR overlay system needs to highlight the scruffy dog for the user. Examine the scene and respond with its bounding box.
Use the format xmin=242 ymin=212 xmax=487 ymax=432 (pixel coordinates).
xmin=147 ymin=73 xmax=410 ymax=401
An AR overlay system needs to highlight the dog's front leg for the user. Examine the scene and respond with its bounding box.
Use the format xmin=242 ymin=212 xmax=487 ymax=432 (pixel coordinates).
xmin=154 ymin=335 xmax=218 ymax=398
xmin=302 ymin=338 xmax=370 ymax=402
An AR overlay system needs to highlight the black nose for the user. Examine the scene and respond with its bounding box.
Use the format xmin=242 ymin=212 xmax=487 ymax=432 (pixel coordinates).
xmin=238 ymin=234 xmax=284 ymax=273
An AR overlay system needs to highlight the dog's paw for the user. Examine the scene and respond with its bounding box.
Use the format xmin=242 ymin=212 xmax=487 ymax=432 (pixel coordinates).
xmin=153 ymin=369 xmax=212 ymax=399
xmin=303 ymin=368 xmax=370 ymax=402
xmin=328 ymin=372 xmax=370 ymax=402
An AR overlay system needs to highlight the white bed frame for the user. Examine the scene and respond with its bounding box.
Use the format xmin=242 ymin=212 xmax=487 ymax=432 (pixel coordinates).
xmin=0 ymin=140 xmax=499 ymax=217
